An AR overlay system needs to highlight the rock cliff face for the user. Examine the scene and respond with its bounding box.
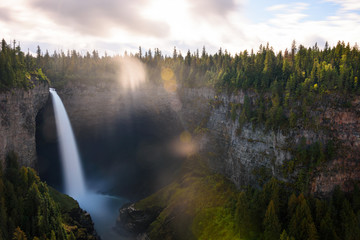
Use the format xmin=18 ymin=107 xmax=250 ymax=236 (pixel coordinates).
xmin=39 ymin=81 xmax=360 ymax=196
xmin=0 ymin=81 xmax=49 ymax=167
xmin=178 ymin=88 xmax=292 ymax=188
xmin=310 ymin=96 xmax=360 ymax=195
xmin=57 ymin=82 xmax=182 ymax=136
xmin=179 ymin=89 xmax=360 ymax=196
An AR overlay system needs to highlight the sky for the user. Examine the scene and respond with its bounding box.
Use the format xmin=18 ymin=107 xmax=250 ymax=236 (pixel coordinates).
xmin=1 ymin=0 xmax=360 ymax=56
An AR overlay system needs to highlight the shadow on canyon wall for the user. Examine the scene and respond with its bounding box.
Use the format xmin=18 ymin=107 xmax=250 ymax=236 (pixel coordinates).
xmin=36 ymin=91 xmax=185 ymax=201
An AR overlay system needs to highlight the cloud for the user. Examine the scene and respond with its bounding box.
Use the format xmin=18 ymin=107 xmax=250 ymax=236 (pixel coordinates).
xmin=168 ymin=0 xmax=247 ymax=53
xmin=325 ymin=0 xmax=360 ymax=11
xmin=29 ymin=0 xmax=170 ymax=38
xmin=266 ymin=4 xmax=287 ymax=12
xmin=189 ymin=0 xmax=237 ymax=17
xmin=266 ymin=2 xmax=309 ymax=15
xmin=1 ymin=0 xmax=360 ymax=58
xmin=187 ymin=0 xmax=243 ymax=23
xmin=0 ymin=7 xmax=13 ymax=22
xmin=250 ymin=1 xmax=360 ymax=51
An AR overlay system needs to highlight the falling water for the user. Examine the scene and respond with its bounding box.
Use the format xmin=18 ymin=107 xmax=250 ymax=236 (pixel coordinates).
xmin=49 ymin=88 xmax=86 ymax=197
xmin=49 ymin=88 xmax=129 ymax=239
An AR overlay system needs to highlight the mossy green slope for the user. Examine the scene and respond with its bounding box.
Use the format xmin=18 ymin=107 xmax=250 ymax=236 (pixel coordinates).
xmin=135 ymin=154 xmax=239 ymax=240
xmin=132 ymin=153 xmax=360 ymax=240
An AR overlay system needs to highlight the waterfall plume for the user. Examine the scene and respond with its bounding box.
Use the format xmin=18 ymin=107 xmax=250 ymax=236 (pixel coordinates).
xmin=49 ymin=88 xmax=86 ymax=198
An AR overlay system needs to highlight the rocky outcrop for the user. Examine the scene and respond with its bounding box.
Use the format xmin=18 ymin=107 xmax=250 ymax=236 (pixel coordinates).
xmin=67 ymin=207 xmax=100 ymax=240
xmin=115 ymin=203 xmax=160 ymax=240
xmin=0 ymin=81 xmax=49 ymax=167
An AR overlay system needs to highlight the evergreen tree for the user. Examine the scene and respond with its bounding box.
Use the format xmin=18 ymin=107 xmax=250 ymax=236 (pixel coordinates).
xmin=289 ymin=194 xmax=318 ymax=240
xmin=280 ymin=230 xmax=295 ymax=240
xmin=319 ymin=208 xmax=337 ymax=240
xmin=235 ymin=192 xmax=251 ymax=238
xmin=263 ymin=200 xmax=281 ymax=240
xmin=68 ymin=232 xmax=76 ymax=240
xmin=12 ymin=227 xmax=27 ymax=240
xmin=341 ymin=199 xmax=360 ymax=240
xmin=0 ymin=154 xmax=74 ymax=240
xmin=352 ymin=184 xmax=360 ymax=212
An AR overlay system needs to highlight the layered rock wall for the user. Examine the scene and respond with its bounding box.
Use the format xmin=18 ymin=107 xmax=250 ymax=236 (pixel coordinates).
xmin=0 ymin=82 xmax=49 ymax=167
xmin=311 ymin=97 xmax=360 ymax=195
xmin=179 ymin=88 xmax=292 ymax=188
xmin=180 ymin=89 xmax=360 ymax=195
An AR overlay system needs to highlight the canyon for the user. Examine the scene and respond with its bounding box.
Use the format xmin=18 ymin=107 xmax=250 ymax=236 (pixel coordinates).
xmin=1 ymin=80 xmax=360 ymax=198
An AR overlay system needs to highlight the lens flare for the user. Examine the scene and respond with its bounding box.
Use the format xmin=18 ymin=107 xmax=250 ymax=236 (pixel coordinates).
xmin=161 ymin=67 xmax=174 ymax=81
xmin=164 ymin=79 xmax=177 ymax=92
xmin=170 ymin=97 xmax=182 ymax=112
xmin=171 ymin=131 xmax=197 ymax=157
xmin=118 ymin=56 xmax=147 ymax=91
xmin=180 ymin=131 xmax=192 ymax=143
xmin=161 ymin=67 xmax=177 ymax=93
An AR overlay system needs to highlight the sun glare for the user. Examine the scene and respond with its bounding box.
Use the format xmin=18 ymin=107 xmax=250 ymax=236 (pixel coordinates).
xmin=141 ymin=0 xmax=190 ymax=29
xmin=118 ymin=56 xmax=147 ymax=91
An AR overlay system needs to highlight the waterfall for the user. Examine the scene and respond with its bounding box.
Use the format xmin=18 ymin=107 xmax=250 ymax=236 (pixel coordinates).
xmin=49 ymin=88 xmax=86 ymax=198
xmin=48 ymin=88 xmax=129 ymax=240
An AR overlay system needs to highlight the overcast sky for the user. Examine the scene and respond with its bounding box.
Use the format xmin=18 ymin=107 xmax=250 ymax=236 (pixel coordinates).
xmin=1 ymin=0 xmax=360 ymax=56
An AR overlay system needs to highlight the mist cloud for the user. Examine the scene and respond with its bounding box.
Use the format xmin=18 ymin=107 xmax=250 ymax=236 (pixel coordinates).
xmin=188 ymin=0 xmax=241 ymax=21
xmin=29 ymin=0 xmax=170 ymax=38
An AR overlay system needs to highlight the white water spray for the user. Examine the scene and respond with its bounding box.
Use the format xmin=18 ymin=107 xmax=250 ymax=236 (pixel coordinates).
xmin=49 ymin=88 xmax=86 ymax=198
